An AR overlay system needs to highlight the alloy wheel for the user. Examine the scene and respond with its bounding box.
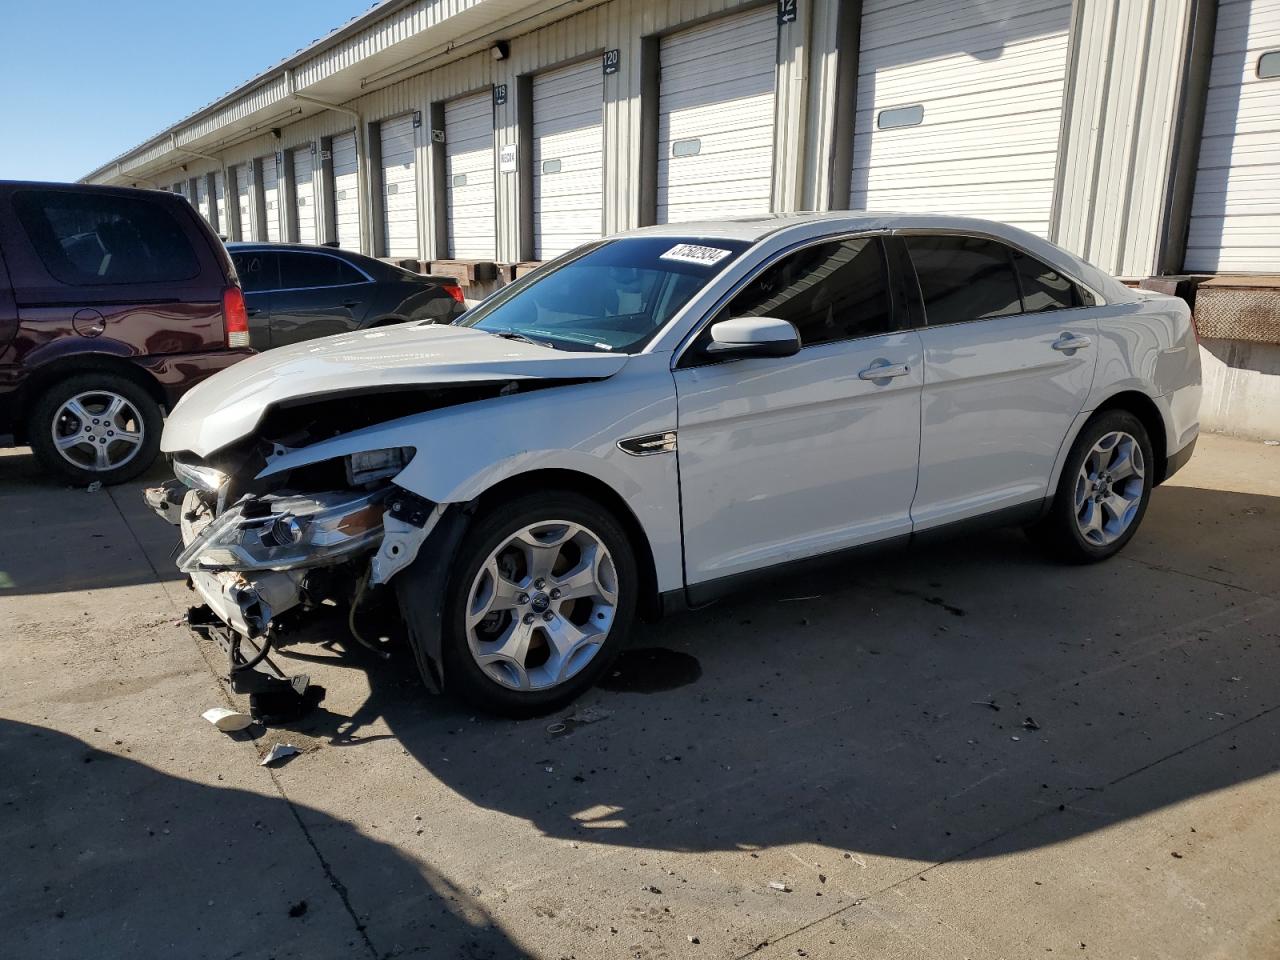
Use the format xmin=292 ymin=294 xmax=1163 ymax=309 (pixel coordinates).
xmin=1073 ymin=430 xmax=1145 ymax=546
xmin=465 ymin=520 xmax=619 ymax=691
xmin=50 ymin=390 xmax=146 ymax=474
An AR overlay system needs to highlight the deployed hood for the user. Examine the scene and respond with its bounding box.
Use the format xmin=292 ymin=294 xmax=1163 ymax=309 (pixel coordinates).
xmin=163 ymin=323 xmax=629 ymax=457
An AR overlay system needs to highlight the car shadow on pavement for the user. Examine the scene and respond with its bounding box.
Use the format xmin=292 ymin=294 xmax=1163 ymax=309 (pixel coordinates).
xmin=278 ymin=482 xmax=1280 ymax=869
xmin=0 ymin=718 xmax=530 ymax=960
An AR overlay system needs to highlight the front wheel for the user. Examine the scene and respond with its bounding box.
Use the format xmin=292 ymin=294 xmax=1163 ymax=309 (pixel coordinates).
xmin=1029 ymin=409 xmax=1154 ymax=563
xmin=437 ymin=490 xmax=639 ymax=716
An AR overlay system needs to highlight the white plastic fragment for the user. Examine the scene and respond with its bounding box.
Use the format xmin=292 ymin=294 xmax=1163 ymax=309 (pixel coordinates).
xmin=1264 ymin=439 xmax=1279 ymax=446
xmin=259 ymin=743 xmax=301 ymax=766
xmin=202 ymin=707 xmax=254 ymax=732
xmin=768 ymin=881 xmax=792 ymax=892
xmin=86 ymin=481 xmax=103 ymax=493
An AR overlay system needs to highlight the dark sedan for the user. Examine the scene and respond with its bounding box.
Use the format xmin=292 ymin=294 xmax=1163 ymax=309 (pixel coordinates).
xmin=227 ymin=243 xmax=465 ymax=350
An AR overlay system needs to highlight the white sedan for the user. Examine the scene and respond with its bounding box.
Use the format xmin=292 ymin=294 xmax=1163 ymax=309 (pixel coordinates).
xmin=149 ymin=213 xmax=1202 ymax=715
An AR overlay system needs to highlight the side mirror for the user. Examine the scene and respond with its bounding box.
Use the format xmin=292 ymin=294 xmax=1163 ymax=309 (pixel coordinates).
xmin=705 ymin=316 xmax=800 ymax=359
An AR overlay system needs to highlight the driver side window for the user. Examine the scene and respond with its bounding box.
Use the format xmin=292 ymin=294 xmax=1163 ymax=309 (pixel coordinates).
xmin=728 ymin=236 xmax=893 ymax=348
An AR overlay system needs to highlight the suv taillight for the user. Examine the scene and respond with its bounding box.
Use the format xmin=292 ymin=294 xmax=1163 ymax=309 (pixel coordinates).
xmin=222 ymin=286 xmax=250 ymax=348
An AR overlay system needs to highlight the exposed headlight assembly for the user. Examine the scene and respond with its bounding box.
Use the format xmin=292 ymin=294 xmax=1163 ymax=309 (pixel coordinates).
xmin=176 ymin=490 xmax=385 ymax=573
xmin=346 ymin=447 xmax=413 ymax=486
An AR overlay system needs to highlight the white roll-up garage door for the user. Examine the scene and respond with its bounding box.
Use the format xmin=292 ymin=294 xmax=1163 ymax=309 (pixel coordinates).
xmin=849 ymin=0 xmax=1072 ymax=237
xmin=380 ymin=115 xmax=420 ymax=259
xmin=332 ymin=131 xmax=362 ymax=251
xmin=293 ymin=147 xmax=317 ymax=245
xmin=657 ymin=7 xmax=777 ymax=223
xmin=196 ymin=177 xmax=211 ymax=224
xmin=533 ymin=60 xmax=604 ymax=260
xmin=445 ymin=92 xmax=497 ymax=259
xmin=262 ymin=157 xmax=281 ymax=242
xmin=1185 ymin=0 xmax=1280 ymax=272
xmin=234 ymin=164 xmax=253 ymax=241
xmin=214 ymin=171 xmax=227 ymax=237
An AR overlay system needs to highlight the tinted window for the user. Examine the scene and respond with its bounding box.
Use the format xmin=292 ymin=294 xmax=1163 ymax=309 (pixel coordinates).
xmin=231 ymin=252 xmax=279 ymax=293
xmin=728 ymin=237 xmax=892 ymax=347
xmin=1013 ymin=249 xmax=1082 ymax=312
xmin=14 ymin=190 xmax=200 ymax=286
xmin=906 ymin=235 xmax=1021 ymax=325
xmin=277 ymin=252 xmax=366 ymax=289
xmin=459 ymin=237 xmax=751 ymax=353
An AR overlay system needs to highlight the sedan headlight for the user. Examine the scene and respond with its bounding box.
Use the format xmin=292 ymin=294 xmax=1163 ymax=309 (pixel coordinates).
xmin=176 ymin=490 xmax=385 ymax=573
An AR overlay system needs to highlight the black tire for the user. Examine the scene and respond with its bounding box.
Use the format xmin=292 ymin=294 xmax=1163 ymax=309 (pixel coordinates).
xmin=1028 ymin=409 xmax=1154 ymax=563
xmin=438 ymin=489 xmax=639 ymax=717
xmin=27 ymin=373 xmax=162 ymax=486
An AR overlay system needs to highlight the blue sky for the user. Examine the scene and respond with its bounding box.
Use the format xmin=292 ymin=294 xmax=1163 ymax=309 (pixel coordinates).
xmin=0 ymin=1 xmax=369 ymax=182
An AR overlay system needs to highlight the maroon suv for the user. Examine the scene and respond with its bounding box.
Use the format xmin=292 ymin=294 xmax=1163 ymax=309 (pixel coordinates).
xmin=0 ymin=181 xmax=253 ymax=484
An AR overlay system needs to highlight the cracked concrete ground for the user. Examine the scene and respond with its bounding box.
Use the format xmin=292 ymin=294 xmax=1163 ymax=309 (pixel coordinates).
xmin=2 ymin=432 xmax=1278 ymax=959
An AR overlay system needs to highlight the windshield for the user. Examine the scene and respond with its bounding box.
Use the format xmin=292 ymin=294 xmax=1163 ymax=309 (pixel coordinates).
xmin=456 ymin=236 xmax=751 ymax=353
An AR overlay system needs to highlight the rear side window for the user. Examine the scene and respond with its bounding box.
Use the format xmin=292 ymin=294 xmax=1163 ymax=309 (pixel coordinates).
xmin=906 ymin=235 xmax=1021 ymax=325
xmin=277 ymin=252 xmax=366 ymax=289
xmin=728 ymin=237 xmax=893 ymax=347
xmin=1012 ymin=249 xmax=1086 ymax=312
xmin=231 ymin=251 xmax=279 ymax=293
xmin=13 ymin=189 xmax=200 ymax=286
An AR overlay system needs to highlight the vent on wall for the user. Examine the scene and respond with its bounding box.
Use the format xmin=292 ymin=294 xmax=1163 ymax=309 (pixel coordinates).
xmin=877 ymin=104 xmax=924 ymax=130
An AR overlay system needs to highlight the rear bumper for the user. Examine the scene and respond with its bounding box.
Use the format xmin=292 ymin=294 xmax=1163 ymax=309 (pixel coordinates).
xmin=134 ymin=347 xmax=255 ymax=410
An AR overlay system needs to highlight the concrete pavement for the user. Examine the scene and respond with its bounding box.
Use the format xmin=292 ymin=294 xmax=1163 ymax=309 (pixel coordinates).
xmin=2 ymin=433 xmax=1278 ymax=959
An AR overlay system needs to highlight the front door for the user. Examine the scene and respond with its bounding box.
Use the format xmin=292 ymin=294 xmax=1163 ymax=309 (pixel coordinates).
xmin=674 ymin=235 xmax=923 ymax=587
xmin=903 ymin=234 xmax=1099 ymax=528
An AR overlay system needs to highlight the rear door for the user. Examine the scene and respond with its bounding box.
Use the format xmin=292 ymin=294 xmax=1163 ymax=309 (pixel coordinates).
xmin=228 ymin=250 xmax=277 ymax=351
xmin=904 ymin=233 xmax=1099 ymax=528
xmin=268 ymin=250 xmax=374 ymax=346
xmin=675 ymin=235 xmax=924 ymax=586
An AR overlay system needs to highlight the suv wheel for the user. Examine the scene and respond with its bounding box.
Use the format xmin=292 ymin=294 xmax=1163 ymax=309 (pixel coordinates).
xmin=1029 ymin=409 xmax=1154 ymax=563
xmin=434 ymin=490 xmax=639 ymax=716
xmin=28 ymin=373 xmax=162 ymax=485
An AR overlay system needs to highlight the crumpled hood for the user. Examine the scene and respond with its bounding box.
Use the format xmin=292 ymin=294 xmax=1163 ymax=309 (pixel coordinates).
xmin=162 ymin=323 xmax=629 ymax=456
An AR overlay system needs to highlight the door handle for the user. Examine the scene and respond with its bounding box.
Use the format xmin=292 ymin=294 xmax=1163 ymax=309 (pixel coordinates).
xmin=858 ymin=361 xmax=911 ymax=381
xmin=246 ymin=308 xmax=262 ymax=317
xmin=1052 ymin=332 xmax=1092 ymax=352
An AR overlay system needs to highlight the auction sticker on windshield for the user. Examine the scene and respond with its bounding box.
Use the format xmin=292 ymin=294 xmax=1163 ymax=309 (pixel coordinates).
xmin=659 ymin=243 xmax=734 ymax=267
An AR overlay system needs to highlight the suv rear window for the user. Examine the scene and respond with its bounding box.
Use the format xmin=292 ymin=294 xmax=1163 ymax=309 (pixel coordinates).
xmin=14 ymin=189 xmax=200 ymax=286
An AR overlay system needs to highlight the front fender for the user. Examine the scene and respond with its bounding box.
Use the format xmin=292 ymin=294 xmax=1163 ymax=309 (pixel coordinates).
xmin=258 ymin=352 xmax=685 ymax=592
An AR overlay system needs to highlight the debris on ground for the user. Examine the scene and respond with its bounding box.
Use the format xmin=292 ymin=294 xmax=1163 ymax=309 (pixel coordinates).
xmin=287 ymin=900 xmax=308 ymax=918
xmin=768 ymin=881 xmax=792 ymax=892
xmin=1264 ymin=439 xmax=1279 ymax=446
xmin=201 ymin=707 xmax=254 ymax=732
xmin=972 ymin=699 xmax=1001 ymax=711
xmin=688 ymin=935 xmax=700 ymax=944
xmin=259 ymin=743 xmax=301 ymax=766
xmin=547 ymin=704 xmax=614 ymax=737
xmin=1023 ymin=716 xmax=1041 ymax=731
xmin=86 ymin=481 xmax=102 ymax=493
xmin=644 ymin=885 xmax=662 ymax=894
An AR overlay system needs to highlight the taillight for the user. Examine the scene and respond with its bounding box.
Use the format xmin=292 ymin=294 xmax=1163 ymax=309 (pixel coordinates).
xmin=442 ymin=282 xmax=465 ymax=305
xmin=222 ymin=285 xmax=250 ymax=348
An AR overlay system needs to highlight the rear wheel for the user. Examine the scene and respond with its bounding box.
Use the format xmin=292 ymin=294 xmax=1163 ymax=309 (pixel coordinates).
xmin=27 ymin=373 xmax=162 ymax=486
xmin=438 ymin=490 xmax=638 ymax=716
xmin=1029 ymin=409 xmax=1154 ymax=563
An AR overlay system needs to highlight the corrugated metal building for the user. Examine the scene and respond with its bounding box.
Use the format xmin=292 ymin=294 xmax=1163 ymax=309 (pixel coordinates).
xmin=82 ymin=0 xmax=1280 ymax=434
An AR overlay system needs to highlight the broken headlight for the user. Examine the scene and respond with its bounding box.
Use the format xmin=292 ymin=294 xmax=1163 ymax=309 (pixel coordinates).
xmin=345 ymin=447 xmax=413 ymax=486
xmin=176 ymin=490 xmax=385 ymax=573
xmin=174 ymin=459 xmax=229 ymax=493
